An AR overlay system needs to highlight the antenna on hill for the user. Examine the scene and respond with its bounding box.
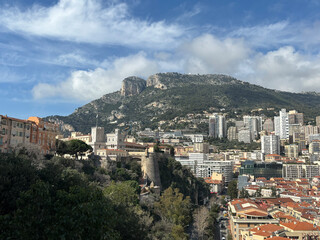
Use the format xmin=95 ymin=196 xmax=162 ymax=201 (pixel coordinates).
xmin=96 ymin=113 xmax=99 ymax=127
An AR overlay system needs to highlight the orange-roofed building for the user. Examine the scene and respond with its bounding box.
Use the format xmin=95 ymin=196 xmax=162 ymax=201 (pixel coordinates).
xmin=270 ymin=177 xmax=284 ymax=182
xmin=28 ymin=116 xmax=59 ymax=154
xmin=241 ymin=223 xmax=286 ymax=240
xmin=280 ymin=221 xmax=320 ymax=240
xmin=228 ymin=199 xmax=279 ymax=240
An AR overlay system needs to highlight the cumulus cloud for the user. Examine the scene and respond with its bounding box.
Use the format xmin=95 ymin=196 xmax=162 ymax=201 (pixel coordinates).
xmin=180 ymin=34 xmax=251 ymax=74
xmin=32 ymin=52 xmax=159 ymax=100
xmin=32 ymin=34 xmax=320 ymax=101
xmin=246 ymin=46 xmax=320 ymax=92
xmin=0 ymin=0 xmax=184 ymax=49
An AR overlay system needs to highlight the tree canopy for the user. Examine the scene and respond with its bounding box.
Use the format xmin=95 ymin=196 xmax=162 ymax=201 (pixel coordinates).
xmin=227 ymin=180 xmax=238 ymax=200
xmin=56 ymin=139 xmax=93 ymax=159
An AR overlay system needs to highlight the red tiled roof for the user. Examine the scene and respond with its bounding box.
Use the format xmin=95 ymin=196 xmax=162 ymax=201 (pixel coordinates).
xmin=280 ymin=221 xmax=320 ymax=231
xmin=244 ymin=210 xmax=268 ymax=217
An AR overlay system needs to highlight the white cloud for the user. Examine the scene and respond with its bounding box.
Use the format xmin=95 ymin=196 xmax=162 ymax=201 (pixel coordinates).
xmin=229 ymin=21 xmax=291 ymax=48
xmin=56 ymin=53 xmax=100 ymax=67
xmin=180 ymin=34 xmax=251 ymax=74
xmin=246 ymin=46 xmax=320 ymax=92
xmin=32 ymin=34 xmax=320 ymax=101
xmin=0 ymin=0 xmax=184 ymax=49
xmin=229 ymin=21 xmax=320 ymax=51
xmin=32 ymin=52 xmax=159 ymax=100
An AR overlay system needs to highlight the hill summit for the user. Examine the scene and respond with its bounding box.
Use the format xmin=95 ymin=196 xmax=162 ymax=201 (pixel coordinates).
xmin=46 ymin=72 xmax=320 ymax=134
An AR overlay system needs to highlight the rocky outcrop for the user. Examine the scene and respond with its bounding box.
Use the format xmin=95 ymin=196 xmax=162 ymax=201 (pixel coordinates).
xmin=146 ymin=74 xmax=167 ymax=89
xmin=120 ymin=76 xmax=146 ymax=96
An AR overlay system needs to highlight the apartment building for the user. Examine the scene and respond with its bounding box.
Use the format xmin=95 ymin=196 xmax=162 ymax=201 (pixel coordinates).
xmin=228 ymin=199 xmax=279 ymax=240
xmin=0 ymin=115 xmax=59 ymax=154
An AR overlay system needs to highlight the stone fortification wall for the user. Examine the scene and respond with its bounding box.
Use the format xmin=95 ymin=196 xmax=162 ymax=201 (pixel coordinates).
xmin=141 ymin=152 xmax=162 ymax=189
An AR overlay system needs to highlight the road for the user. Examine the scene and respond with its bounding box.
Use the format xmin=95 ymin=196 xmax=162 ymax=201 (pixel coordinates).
xmin=215 ymin=193 xmax=230 ymax=240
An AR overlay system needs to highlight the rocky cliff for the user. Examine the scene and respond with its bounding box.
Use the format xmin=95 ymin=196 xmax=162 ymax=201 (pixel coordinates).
xmin=120 ymin=76 xmax=146 ymax=96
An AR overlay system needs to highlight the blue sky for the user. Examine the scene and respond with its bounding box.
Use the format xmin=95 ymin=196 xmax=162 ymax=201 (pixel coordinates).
xmin=1 ymin=0 xmax=320 ymax=119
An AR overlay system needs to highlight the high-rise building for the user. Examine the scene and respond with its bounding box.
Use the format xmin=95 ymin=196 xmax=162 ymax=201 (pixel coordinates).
xmin=285 ymin=144 xmax=299 ymax=158
xmin=209 ymin=114 xmax=226 ymax=138
xmin=243 ymin=116 xmax=262 ymax=140
xmin=263 ymin=118 xmax=274 ymax=133
xmin=227 ymin=126 xmax=237 ymax=141
xmin=309 ymin=140 xmax=320 ymax=154
xmin=238 ymin=128 xmax=252 ymax=143
xmin=274 ymin=109 xmax=289 ymax=139
xmin=288 ymin=110 xmax=304 ymax=125
xmin=301 ymin=125 xmax=320 ymax=143
xmin=261 ymin=135 xmax=280 ymax=155
xmin=293 ymin=132 xmax=306 ymax=152
xmin=316 ymin=116 xmax=320 ymax=127
xmin=289 ymin=124 xmax=301 ymax=137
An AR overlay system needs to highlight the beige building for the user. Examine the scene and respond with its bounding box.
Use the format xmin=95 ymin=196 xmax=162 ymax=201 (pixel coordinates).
xmin=96 ymin=148 xmax=128 ymax=168
xmin=228 ymin=126 xmax=238 ymax=141
xmin=193 ymin=142 xmax=209 ymax=153
xmin=0 ymin=115 xmax=59 ymax=154
xmin=285 ymin=144 xmax=299 ymax=158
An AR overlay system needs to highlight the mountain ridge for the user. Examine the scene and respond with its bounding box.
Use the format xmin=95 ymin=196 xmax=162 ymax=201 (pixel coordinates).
xmin=45 ymin=73 xmax=320 ymax=134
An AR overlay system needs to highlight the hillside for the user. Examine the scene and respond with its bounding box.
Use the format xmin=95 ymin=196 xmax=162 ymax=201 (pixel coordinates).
xmin=46 ymin=73 xmax=320 ymax=134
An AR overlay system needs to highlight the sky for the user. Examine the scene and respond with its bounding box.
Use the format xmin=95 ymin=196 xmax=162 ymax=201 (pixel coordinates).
xmin=1 ymin=0 xmax=320 ymax=119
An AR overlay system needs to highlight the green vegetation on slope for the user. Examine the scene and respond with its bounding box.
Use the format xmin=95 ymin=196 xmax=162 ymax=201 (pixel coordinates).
xmin=0 ymin=150 xmax=210 ymax=239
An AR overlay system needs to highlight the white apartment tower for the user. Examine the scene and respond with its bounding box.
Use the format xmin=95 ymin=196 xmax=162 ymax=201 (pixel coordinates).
xmin=274 ymin=109 xmax=289 ymax=139
xmin=261 ymin=135 xmax=280 ymax=155
xmin=209 ymin=114 xmax=226 ymax=138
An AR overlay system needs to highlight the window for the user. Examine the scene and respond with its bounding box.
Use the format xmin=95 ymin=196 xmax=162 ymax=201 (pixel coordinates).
xmin=1 ymin=128 xmax=5 ymax=135
xmin=0 ymin=137 xmax=3 ymax=145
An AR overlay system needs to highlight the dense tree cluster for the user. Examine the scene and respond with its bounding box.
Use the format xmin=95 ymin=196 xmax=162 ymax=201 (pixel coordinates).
xmin=56 ymin=139 xmax=93 ymax=159
xmin=0 ymin=150 xmax=211 ymax=239
xmin=157 ymin=155 xmax=210 ymax=205
xmin=207 ymin=137 xmax=260 ymax=151
xmin=227 ymin=180 xmax=238 ymax=200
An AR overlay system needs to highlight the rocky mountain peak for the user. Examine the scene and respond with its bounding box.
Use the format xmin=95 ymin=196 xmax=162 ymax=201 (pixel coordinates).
xmin=120 ymin=76 xmax=146 ymax=96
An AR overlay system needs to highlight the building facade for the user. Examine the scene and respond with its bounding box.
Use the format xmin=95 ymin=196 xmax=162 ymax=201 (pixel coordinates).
xmin=209 ymin=113 xmax=227 ymax=138
xmin=274 ymin=109 xmax=289 ymax=140
xmin=261 ymin=135 xmax=280 ymax=155
xmin=0 ymin=115 xmax=59 ymax=154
